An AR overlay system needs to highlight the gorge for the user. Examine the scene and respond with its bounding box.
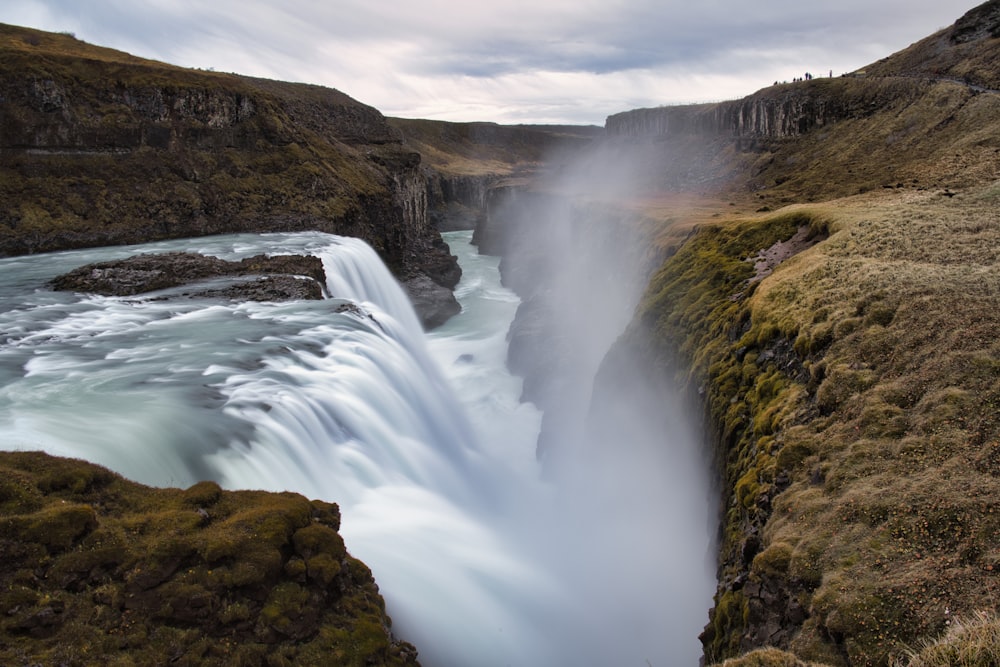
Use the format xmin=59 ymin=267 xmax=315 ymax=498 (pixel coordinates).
xmin=3 ymin=3 xmax=1000 ymax=665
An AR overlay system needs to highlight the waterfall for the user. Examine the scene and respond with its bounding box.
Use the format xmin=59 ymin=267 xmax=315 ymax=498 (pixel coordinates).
xmin=0 ymin=230 xmax=716 ymax=667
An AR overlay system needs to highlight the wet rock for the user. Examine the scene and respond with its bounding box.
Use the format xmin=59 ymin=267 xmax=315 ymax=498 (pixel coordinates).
xmin=402 ymin=273 xmax=461 ymax=329
xmin=50 ymin=252 xmax=326 ymax=302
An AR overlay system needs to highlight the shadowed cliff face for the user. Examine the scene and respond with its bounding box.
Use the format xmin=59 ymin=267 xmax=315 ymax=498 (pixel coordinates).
xmin=605 ymin=78 xmax=932 ymax=141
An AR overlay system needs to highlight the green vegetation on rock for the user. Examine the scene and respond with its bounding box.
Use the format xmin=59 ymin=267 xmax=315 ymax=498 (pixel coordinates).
xmin=0 ymin=451 xmax=418 ymax=666
xmin=634 ymin=190 xmax=1000 ymax=667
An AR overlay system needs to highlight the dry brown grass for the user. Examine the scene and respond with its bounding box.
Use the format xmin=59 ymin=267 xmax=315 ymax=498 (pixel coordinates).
xmin=388 ymin=117 xmax=596 ymax=176
xmin=0 ymin=23 xmax=175 ymax=67
xmin=714 ymin=646 xmax=834 ymax=666
xmin=703 ymin=184 xmax=1000 ymax=664
xmin=899 ymin=611 xmax=1000 ymax=667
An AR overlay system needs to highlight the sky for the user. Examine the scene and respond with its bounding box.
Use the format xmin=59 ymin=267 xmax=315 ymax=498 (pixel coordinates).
xmin=0 ymin=0 xmax=983 ymax=126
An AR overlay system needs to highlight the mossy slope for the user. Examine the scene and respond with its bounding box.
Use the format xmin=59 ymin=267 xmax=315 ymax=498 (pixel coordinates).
xmin=600 ymin=5 xmax=1000 ymax=663
xmin=0 ymin=451 xmax=418 ymax=666
xmin=627 ymin=188 xmax=1000 ymax=666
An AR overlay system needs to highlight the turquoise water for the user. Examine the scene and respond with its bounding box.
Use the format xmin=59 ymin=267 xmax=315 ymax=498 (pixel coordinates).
xmin=0 ymin=229 xmax=714 ymax=666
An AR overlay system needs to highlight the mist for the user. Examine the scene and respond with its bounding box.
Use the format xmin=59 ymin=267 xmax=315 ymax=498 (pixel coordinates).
xmin=462 ymin=136 xmax=719 ymax=665
xmin=0 ymin=138 xmax=718 ymax=666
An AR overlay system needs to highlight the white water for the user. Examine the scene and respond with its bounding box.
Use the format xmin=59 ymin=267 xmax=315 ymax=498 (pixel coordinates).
xmin=0 ymin=230 xmax=715 ymax=666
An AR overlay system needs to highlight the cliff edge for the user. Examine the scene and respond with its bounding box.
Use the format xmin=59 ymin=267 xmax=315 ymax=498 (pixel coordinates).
xmin=594 ymin=2 xmax=1000 ymax=664
xmin=0 ymin=451 xmax=418 ymax=666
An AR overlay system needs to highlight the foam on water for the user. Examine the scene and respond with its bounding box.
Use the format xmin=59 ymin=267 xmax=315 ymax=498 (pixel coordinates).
xmin=0 ymin=230 xmax=715 ymax=666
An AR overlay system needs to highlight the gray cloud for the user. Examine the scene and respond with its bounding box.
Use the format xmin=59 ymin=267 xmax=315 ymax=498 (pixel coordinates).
xmin=0 ymin=0 xmax=983 ymax=124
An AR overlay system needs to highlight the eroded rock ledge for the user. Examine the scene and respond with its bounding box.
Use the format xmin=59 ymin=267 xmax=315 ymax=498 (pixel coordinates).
xmin=50 ymin=251 xmax=460 ymax=328
xmin=50 ymin=252 xmax=327 ymax=302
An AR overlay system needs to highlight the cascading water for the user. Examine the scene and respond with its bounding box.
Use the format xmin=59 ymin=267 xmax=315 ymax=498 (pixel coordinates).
xmin=0 ymin=229 xmax=715 ymax=666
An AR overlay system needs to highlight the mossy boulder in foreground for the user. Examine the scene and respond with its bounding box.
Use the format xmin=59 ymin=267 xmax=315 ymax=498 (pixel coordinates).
xmin=0 ymin=451 xmax=418 ymax=666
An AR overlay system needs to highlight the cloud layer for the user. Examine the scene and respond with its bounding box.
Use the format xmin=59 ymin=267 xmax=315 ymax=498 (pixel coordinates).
xmin=1 ymin=0 xmax=981 ymax=124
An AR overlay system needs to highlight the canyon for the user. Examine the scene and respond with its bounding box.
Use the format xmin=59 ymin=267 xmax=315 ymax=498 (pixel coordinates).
xmin=2 ymin=2 xmax=1000 ymax=665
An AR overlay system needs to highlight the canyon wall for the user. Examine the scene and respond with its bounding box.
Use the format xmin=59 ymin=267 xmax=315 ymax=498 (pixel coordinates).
xmin=473 ymin=183 xmax=666 ymax=462
xmin=606 ymin=77 xmax=929 ymax=141
xmin=0 ymin=25 xmax=456 ymax=309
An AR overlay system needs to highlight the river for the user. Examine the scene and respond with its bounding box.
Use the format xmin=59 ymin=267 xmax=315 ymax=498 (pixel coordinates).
xmin=0 ymin=229 xmax=714 ymax=666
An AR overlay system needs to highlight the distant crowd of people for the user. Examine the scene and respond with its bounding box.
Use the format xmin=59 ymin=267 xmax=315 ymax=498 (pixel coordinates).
xmin=773 ymin=70 xmax=835 ymax=86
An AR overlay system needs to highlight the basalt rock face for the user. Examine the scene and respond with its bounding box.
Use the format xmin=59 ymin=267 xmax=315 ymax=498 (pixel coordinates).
xmin=0 ymin=23 xmax=459 ymax=324
xmin=605 ymin=77 xmax=927 ymax=142
xmin=425 ymin=173 xmax=500 ymax=231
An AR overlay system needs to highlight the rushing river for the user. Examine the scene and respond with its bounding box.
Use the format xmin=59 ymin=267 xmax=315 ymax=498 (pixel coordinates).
xmin=0 ymin=229 xmax=714 ymax=666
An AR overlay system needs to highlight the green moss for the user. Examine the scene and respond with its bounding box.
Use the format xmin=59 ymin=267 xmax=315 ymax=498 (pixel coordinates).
xmin=11 ymin=502 xmax=98 ymax=552
xmin=706 ymin=589 xmax=750 ymax=662
xmin=258 ymin=582 xmax=310 ymax=636
xmin=753 ymin=542 xmax=795 ymax=577
xmin=180 ymin=480 xmax=222 ymax=508
xmin=293 ymin=522 xmax=347 ymax=560
xmin=306 ymin=553 xmax=343 ymax=587
xmin=0 ymin=451 xmax=416 ymax=666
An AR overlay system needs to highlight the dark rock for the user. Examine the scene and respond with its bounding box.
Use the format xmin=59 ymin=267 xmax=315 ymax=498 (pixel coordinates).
xmin=50 ymin=251 xmax=326 ymax=302
xmin=189 ymin=275 xmax=324 ymax=302
xmin=402 ymin=273 xmax=461 ymax=329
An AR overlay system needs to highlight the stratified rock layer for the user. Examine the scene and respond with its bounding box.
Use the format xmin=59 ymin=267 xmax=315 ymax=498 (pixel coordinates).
xmin=0 ymin=24 xmax=459 ymax=324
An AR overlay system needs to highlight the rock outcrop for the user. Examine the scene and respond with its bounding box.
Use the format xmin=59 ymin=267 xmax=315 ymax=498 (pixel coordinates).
xmin=425 ymin=173 xmax=500 ymax=231
xmin=0 ymin=451 xmax=419 ymax=666
xmin=49 ymin=252 xmax=327 ymax=302
xmin=605 ymin=77 xmax=928 ymax=141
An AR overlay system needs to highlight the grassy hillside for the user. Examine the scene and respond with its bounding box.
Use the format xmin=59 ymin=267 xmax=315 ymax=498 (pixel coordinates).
xmin=388 ymin=117 xmax=599 ymax=176
xmin=610 ymin=2 xmax=1000 ymax=664
xmin=631 ymin=188 xmax=1000 ymax=665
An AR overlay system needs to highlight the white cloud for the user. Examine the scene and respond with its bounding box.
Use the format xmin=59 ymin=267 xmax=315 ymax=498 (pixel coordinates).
xmin=0 ymin=0 xmax=984 ymax=124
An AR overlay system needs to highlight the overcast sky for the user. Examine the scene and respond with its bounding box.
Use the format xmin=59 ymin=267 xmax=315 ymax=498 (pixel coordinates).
xmin=1 ymin=1 xmax=982 ymax=125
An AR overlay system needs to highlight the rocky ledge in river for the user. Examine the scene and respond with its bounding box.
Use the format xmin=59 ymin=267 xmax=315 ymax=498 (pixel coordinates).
xmin=51 ymin=251 xmax=460 ymax=328
xmin=50 ymin=252 xmax=328 ymax=302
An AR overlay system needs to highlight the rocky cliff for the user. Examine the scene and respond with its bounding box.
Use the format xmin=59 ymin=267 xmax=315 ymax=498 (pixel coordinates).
xmin=605 ymin=78 xmax=929 ymax=141
xmin=0 ymin=23 xmax=458 ymax=326
xmin=389 ymin=117 xmax=600 ymax=231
